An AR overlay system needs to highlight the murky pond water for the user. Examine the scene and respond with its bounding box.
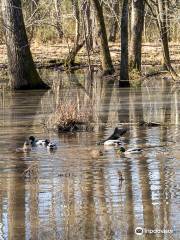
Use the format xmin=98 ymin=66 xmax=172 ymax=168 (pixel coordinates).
xmin=0 ymin=71 xmax=180 ymax=240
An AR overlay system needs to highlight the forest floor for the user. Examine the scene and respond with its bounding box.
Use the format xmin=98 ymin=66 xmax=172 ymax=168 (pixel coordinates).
xmin=0 ymin=42 xmax=180 ymax=75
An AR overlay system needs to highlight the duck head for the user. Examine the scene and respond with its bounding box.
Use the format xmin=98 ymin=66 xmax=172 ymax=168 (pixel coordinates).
xmin=45 ymin=139 xmax=50 ymax=145
xmin=114 ymin=127 xmax=128 ymax=137
xmin=119 ymin=147 xmax=126 ymax=152
xmin=29 ymin=136 xmax=35 ymax=144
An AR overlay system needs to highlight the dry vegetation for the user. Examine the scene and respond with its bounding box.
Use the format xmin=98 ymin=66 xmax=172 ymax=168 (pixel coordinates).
xmin=1 ymin=42 xmax=180 ymax=71
xmin=45 ymin=99 xmax=92 ymax=132
xmin=53 ymin=101 xmax=91 ymax=131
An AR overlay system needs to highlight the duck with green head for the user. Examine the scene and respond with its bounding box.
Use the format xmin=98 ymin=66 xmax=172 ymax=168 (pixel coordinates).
xmin=118 ymin=146 xmax=143 ymax=154
xmin=29 ymin=136 xmax=50 ymax=147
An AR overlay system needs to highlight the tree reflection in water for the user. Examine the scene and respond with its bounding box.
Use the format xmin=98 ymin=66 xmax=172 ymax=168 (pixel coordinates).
xmin=0 ymin=72 xmax=179 ymax=239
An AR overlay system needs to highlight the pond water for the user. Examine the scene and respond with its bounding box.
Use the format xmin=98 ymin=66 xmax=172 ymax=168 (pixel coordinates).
xmin=0 ymin=71 xmax=180 ymax=240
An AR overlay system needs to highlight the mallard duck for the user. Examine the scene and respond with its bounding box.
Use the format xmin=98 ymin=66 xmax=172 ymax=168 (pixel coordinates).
xmin=97 ymin=127 xmax=128 ymax=145
xmin=16 ymin=141 xmax=31 ymax=153
xmin=29 ymin=136 xmax=50 ymax=146
xmin=104 ymin=139 xmax=121 ymax=146
xmin=90 ymin=149 xmax=103 ymax=159
xmin=47 ymin=142 xmax=57 ymax=150
xmin=119 ymin=146 xmax=143 ymax=154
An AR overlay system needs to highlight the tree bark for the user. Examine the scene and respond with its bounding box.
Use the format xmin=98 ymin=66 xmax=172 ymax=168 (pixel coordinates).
xmin=85 ymin=0 xmax=93 ymax=50
xmin=25 ymin=0 xmax=40 ymax=43
xmin=165 ymin=0 xmax=171 ymax=41
xmin=65 ymin=0 xmax=85 ymax=66
xmin=54 ymin=0 xmax=63 ymax=38
xmin=130 ymin=0 xmax=145 ymax=72
xmin=109 ymin=0 xmax=119 ymax=42
xmin=120 ymin=0 xmax=130 ymax=87
xmin=91 ymin=0 xmax=114 ymax=75
xmin=157 ymin=0 xmax=178 ymax=78
xmin=2 ymin=0 xmax=48 ymax=90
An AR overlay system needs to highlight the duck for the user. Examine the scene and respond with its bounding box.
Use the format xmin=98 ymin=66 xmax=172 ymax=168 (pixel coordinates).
xmin=104 ymin=139 xmax=121 ymax=146
xmin=89 ymin=149 xmax=103 ymax=159
xmin=97 ymin=127 xmax=128 ymax=145
xmin=47 ymin=142 xmax=57 ymax=151
xmin=16 ymin=141 xmax=32 ymax=153
xmin=29 ymin=136 xmax=50 ymax=146
xmin=119 ymin=146 xmax=143 ymax=154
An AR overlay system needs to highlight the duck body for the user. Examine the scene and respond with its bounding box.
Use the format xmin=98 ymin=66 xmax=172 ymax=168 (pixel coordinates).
xmin=29 ymin=136 xmax=50 ymax=146
xmin=119 ymin=146 xmax=142 ymax=154
xmin=36 ymin=139 xmax=50 ymax=146
xmin=97 ymin=127 xmax=128 ymax=145
xmin=109 ymin=127 xmax=128 ymax=139
xmin=126 ymin=148 xmax=143 ymax=154
xmin=103 ymin=139 xmax=121 ymax=146
xmin=16 ymin=141 xmax=31 ymax=153
xmin=47 ymin=142 xmax=57 ymax=150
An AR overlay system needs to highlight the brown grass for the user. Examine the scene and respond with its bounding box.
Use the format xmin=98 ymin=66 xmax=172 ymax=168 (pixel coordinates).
xmin=47 ymin=99 xmax=92 ymax=131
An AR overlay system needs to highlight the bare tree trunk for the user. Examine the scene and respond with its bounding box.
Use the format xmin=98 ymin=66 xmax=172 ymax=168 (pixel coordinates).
xmin=165 ymin=0 xmax=171 ymax=41
xmin=54 ymin=0 xmax=63 ymax=38
xmin=130 ymin=0 xmax=145 ymax=72
xmin=157 ymin=0 xmax=178 ymax=78
xmin=91 ymin=9 xmax=98 ymax=50
xmin=120 ymin=0 xmax=130 ymax=87
xmin=143 ymin=11 xmax=147 ymax=42
xmin=2 ymin=0 xmax=48 ymax=90
xmin=145 ymin=0 xmax=178 ymax=79
xmin=82 ymin=0 xmax=92 ymax=72
xmin=109 ymin=0 xmax=119 ymax=42
xmin=27 ymin=0 xmax=40 ymax=43
xmin=91 ymin=0 xmax=114 ymax=75
xmin=84 ymin=0 xmax=93 ymax=50
xmin=65 ymin=0 xmax=85 ymax=66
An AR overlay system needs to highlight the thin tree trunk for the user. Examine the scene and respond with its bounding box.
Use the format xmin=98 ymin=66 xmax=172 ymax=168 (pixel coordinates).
xmin=91 ymin=0 xmax=114 ymax=75
xmin=157 ymin=0 xmax=178 ymax=78
xmin=109 ymin=0 xmax=119 ymax=42
xmin=130 ymin=0 xmax=145 ymax=72
xmin=2 ymin=0 xmax=48 ymax=90
xmin=145 ymin=0 xmax=178 ymax=79
xmin=165 ymin=0 xmax=171 ymax=41
xmin=82 ymin=1 xmax=92 ymax=72
xmin=28 ymin=0 xmax=40 ymax=43
xmin=91 ymin=9 xmax=98 ymax=50
xmin=85 ymin=0 xmax=93 ymax=50
xmin=65 ymin=0 xmax=85 ymax=66
xmin=54 ymin=0 xmax=63 ymax=38
xmin=120 ymin=0 xmax=130 ymax=87
xmin=143 ymin=11 xmax=147 ymax=42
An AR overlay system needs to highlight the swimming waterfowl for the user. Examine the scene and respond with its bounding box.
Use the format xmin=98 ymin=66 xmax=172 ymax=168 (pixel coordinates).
xmin=119 ymin=146 xmax=143 ymax=154
xmin=47 ymin=142 xmax=57 ymax=150
xmin=29 ymin=136 xmax=50 ymax=146
xmin=97 ymin=127 xmax=128 ymax=145
xmin=16 ymin=141 xmax=32 ymax=153
xmin=104 ymin=139 xmax=121 ymax=146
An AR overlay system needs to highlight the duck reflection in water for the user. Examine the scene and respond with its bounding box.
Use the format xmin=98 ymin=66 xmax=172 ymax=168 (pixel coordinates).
xmin=16 ymin=141 xmax=32 ymax=153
